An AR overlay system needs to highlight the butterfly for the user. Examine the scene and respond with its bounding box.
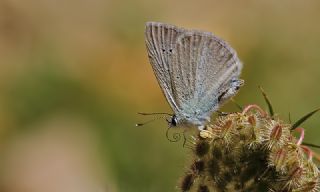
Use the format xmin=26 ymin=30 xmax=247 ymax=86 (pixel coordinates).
xmin=145 ymin=22 xmax=243 ymax=130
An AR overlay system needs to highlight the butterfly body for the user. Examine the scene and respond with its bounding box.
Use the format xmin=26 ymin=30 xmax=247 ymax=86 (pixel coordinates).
xmin=145 ymin=22 xmax=243 ymax=130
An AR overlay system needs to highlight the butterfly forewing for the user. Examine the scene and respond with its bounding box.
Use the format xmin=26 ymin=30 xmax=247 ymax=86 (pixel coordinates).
xmin=145 ymin=22 xmax=184 ymax=112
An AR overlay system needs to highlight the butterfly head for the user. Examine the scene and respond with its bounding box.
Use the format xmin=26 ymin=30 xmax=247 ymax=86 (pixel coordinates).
xmin=168 ymin=113 xmax=210 ymax=130
xmin=168 ymin=114 xmax=178 ymax=127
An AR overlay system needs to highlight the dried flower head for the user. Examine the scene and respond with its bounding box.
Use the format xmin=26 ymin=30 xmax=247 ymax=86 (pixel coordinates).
xmin=179 ymin=104 xmax=319 ymax=192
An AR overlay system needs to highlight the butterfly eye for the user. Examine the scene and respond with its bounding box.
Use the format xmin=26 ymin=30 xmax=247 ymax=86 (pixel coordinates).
xmin=171 ymin=115 xmax=178 ymax=126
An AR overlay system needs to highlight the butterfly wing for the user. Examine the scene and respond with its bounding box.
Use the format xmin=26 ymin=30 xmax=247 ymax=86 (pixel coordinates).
xmin=145 ymin=22 xmax=185 ymax=113
xmin=174 ymin=31 xmax=243 ymax=118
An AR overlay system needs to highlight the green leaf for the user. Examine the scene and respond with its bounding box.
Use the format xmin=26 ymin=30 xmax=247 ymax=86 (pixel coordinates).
xmin=302 ymin=142 xmax=320 ymax=149
xmin=291 ymin=108 xmax=320 ymax=130
xmin=259 ymin=86 xmax=274 ymax=118
xmin=231 ymin=98 xmax=243 ymax=111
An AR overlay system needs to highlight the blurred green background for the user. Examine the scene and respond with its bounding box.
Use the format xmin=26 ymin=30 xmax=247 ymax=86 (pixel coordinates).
xmin=0 ymin=0 xmax=320 ymax=191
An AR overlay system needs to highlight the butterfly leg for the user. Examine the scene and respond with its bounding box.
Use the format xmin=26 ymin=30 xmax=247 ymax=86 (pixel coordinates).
xmin=217 ymin=111 xmax=230 ymax=116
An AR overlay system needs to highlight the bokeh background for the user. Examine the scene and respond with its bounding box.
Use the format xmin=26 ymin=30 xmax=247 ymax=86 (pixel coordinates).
xmin=0 ymin=0 xmax=320 ymax=191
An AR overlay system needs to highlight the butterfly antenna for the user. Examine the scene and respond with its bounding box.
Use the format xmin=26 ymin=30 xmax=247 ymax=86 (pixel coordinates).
xmin=135 ymin=119 xmax=156 ymax=127
xmin=136 ymin=112 xmax=171 ymax=127
xmin=137 ymin=112 xmax=172 ymax=116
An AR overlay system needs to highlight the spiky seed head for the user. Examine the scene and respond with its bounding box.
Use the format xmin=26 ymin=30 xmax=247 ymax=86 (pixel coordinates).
xmin=180 ymin=105 xmax=319 ymax=192
xmin=261 ymin=120 xmax=290 ymax=150
xmin=195 ymin=140 xmax=210 ymax=157
xmin=180 ymin=173 xmax=195 ymax=192
xmin=197 ymin=185 xmax=209 ymax=192
xmin=191 ymin=160 xmax=205 ymax=174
